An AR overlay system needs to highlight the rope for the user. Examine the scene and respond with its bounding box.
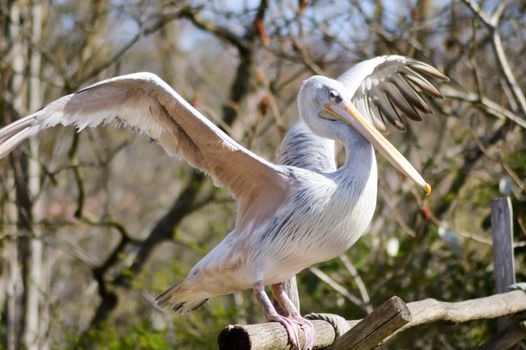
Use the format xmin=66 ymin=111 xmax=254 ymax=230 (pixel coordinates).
xmin=304 ymin=312 xmax=350 ymax=339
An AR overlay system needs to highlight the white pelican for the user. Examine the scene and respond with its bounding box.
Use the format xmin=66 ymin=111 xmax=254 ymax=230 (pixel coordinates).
xmin=0 ymin=55 xmax=447 ymax=349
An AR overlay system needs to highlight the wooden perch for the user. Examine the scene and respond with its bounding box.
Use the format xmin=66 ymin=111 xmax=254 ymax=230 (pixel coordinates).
xmin=218 ymin=290 xmax=526 ymax=350
xmin=333 ymin=296 xmax=411 ymax=350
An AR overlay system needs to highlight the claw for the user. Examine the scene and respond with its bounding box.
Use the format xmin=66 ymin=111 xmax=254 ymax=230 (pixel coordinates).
xmin=291 ymin=315 xmax=315 ymax=350
xmin=269 ymin=314 xmax=315 ymax=350
xmin=300 ymin=318 xmax=315 ymax=350
xmin=253 ymin=281 xmax=316 ymax=350
xmin=268 ymin=314 xmax=302 ymax=349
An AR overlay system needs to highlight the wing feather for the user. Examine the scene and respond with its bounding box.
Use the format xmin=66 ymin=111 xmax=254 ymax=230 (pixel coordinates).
xmin=381 ymin=81 xmax=421 ymax=121
xmin=338 ymin=55 xmax=448 ymax=132
xmin=0 ymin=73 xmax=290 ymax=207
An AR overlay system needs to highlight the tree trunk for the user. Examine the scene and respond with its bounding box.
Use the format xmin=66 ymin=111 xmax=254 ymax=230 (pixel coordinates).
xmin=6 ymin=3 xmax=26 ymax=350
xmin=24 ymin=3 xmax=46 ymax=350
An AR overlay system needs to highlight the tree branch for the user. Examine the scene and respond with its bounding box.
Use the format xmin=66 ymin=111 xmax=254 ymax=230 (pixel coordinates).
xmin=460 ymin=0 xmax=526 ymax=117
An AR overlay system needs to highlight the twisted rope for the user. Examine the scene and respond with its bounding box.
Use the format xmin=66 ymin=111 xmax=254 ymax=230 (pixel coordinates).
xmin=305 ymin=312 xmax=350 ymax=339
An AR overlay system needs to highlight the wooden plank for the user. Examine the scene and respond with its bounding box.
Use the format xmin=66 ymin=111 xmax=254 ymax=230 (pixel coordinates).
xmin=334 ymin=296 xmax=411 ymax=350
xmin=491 ymin=197 xmax=515 ymax=331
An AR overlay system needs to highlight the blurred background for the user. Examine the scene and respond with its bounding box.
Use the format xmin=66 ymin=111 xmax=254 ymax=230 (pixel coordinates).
xmin=0 ymin=0 xmax=525 ymax=348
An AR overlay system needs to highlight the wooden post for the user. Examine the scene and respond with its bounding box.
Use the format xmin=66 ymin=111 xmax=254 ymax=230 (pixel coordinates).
xmin=491 ymin=197 xmax=515 ymax=332
xmin=283 ymin=276 xmax=300 ymax=312
xmin=273 ymin=276 xmax=300 ymax=316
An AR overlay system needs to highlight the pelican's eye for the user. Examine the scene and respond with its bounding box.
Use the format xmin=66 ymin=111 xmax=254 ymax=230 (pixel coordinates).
xmin=329 ymin=90 xmax=342 ymax=104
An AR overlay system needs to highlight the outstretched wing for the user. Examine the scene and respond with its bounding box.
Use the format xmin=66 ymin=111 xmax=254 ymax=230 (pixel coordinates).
xmin=338 ymin=55 xmax=448 ymax=132
xmin=0 ymin=73 xmax=291 ymax=209
xmin=278 ymin=120 xmax=336 ymax=172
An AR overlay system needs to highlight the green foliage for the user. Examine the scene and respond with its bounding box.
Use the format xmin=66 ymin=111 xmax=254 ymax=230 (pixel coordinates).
xmin=507 ymin=151 xmax=526 ymax=175
xmin=65 ymin=321 xmax=171 ymax=350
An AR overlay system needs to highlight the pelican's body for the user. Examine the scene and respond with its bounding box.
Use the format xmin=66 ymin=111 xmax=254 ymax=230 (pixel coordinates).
xmin=0 ymin=55 xmax=447 ymax=350
xmin=180 ymin=139 xmax=376 ymax=305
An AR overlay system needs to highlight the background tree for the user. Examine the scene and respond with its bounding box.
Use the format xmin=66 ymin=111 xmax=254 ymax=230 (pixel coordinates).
xmin=0 ymin=0 xmax=524 ymax=349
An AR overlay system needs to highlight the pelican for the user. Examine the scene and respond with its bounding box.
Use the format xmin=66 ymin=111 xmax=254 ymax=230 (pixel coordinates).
xmin=0 ymin=55 xmax=447 ymax=349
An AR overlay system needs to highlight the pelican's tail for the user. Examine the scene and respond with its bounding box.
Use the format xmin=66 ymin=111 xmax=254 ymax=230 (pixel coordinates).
xmin=156 ymin=279 xmax=209 ymax=313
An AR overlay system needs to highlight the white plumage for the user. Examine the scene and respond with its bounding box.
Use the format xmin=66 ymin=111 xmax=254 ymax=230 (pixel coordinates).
xmin=0 ymin=56 xmax=447 ymax=350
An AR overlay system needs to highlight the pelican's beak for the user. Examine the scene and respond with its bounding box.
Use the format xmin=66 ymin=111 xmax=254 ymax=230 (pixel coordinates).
xmin=325 ymin=102 xmax=431 ymax=196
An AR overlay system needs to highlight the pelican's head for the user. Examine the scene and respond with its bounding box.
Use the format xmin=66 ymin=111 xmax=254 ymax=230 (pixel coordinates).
xmin=298 ymin=76 xmax=431 ymax=195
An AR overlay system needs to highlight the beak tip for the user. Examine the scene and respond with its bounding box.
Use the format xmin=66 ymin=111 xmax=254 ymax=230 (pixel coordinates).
xmin=424 ymin=183 xmax=432 ymax=196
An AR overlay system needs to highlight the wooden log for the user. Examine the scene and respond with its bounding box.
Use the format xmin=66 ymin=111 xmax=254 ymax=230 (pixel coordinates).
xmin=490 ymin=197 xmax=516 ymax=332
xmin=218 ymin=319 xmax=360 ymax=350
xmin=218 ymin=290 xmax=526 ymax=350
xmin=400 ymin=290 xmax=526 ymax=329
xmin=334 ymin=296 xmax=411 ymax=350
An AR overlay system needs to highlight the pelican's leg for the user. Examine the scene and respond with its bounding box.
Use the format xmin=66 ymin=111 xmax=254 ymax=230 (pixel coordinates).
xmin=271 ymin=283 xmax=315 ymax=350
xmin=253 ymin=281 xmax=301 ymax=349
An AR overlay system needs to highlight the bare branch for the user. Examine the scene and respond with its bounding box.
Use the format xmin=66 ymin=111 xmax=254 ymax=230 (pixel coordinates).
xmin=460 ymin=0 xmax=526 ymax=117
xmin=338 ymin=255 xmax=372 ymax=313
xmin=442 ymin=86 xmax=526 ymax=129
xmin=309 ymin=266 xmax=368 ymax=313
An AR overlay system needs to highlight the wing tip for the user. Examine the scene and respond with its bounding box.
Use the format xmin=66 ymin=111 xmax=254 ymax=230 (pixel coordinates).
xmin=408 ymin=60 xmax=449 ymax=82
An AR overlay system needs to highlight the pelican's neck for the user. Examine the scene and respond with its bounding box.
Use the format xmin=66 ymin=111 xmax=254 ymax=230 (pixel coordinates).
xmin=333 ymin=124 xmax=376 ymax=180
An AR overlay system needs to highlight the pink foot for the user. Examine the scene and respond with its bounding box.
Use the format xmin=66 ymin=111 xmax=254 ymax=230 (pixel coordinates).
xmin=291 ymin=315 xmax=314 ymax=350
xmin=270 ymin=283 xmax=315 ymax=350
xmin=268 ymin=314 xmax=302 ymax=349
xmin=253 ymin=281 xmax=315 ymax=349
